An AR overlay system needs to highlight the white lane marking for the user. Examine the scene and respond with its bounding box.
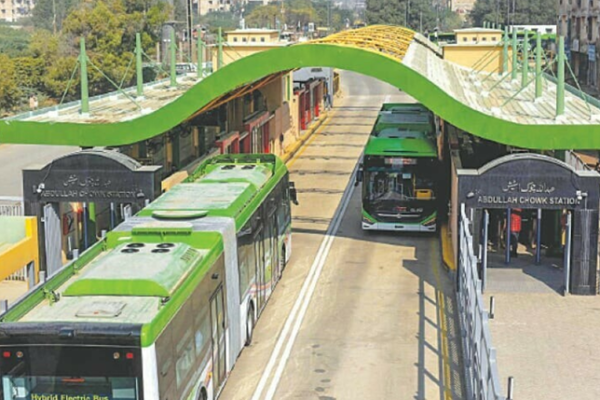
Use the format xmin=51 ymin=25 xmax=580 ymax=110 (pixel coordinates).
xmin=264 ymin=165 xmax=358 ymax=400
xmin=384 ymin=94 xmax=391 ymax=103
xmin=251 ymin=162 xmax=358 ymax=399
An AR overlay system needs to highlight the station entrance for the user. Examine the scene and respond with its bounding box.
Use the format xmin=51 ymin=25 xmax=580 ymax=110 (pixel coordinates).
xmin=22 ymin=149 xmax=162 ymax=274
xmin=457 ymin=153 xmax=600 ymax=295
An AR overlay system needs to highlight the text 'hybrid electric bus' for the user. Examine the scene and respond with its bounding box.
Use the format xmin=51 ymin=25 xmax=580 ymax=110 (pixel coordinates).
xmin=0 ymin=154 xmax=298 ymax=400
xmin=357 ymin=103 xmax=439 ymax=232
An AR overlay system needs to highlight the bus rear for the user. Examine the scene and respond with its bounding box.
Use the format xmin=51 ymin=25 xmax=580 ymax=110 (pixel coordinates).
xmin=1 ymin=324 xmax=143 ymax=400
xmin=360 ymin=137 xmax=438 ymax=232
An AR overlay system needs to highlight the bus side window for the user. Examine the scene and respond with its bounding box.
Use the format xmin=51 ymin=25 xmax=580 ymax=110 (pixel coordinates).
xmin=156 ymin=327 xmax=175 ymax=399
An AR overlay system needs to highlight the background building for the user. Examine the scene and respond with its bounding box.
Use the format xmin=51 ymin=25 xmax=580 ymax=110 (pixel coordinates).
xmin=558 ymin=0 xmax=600 ymax=91
xmin=0 ymin=0 xmax=35 ymax=22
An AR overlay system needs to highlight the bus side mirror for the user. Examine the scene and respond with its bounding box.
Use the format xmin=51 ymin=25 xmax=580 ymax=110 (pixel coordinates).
xmin=355 ymin=165 xmax=363 ymax=186
xmin=289 ymin=182 xmax=299 ymax=205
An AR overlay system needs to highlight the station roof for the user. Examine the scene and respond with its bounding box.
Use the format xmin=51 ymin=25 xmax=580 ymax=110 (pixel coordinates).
xmin=2 ymin=25 xmax=600 ymax=149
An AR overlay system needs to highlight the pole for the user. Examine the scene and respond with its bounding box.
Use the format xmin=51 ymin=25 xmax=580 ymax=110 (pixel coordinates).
xmin=110 ymin=202 xmax=116 ymax=230
xmin=197 ymin=36 xmax=204 ymax=79
xmin=79 ymin=37 xmax=89 ymax=114
xmin=535 ymin=31 xmax=542 ymax=98
xmin=507 ymin=376 xmax=515 ymax=399
xmin=136 ymin=33 xmax=143 ymax=97
xmin=557 ymin=35 xmax=565 ymax=116
xmin=511 ymin=28 xmax=518 ymax=80
xmin=503 ymin=26 xmax=509 ymax=74
xmin=327 ymin=0 xmax=331 ymax=34
xmin=170 ymin=28 xmax=177 ymax=87
xmin=521 ymin=30 xmax=529 ymax=88
xmin=536 ymin=208 xmax=542 ymax=264
xmin=564 ymin=212 xmax=572 ymax=295
xmin=505 ymin=208 xmax=511 ymax=264
xmin=83 ymin=202 xmax=89 ymax=250
xmin=482 ymin=210 xmax=489 ymax=293
xmin=218 ymin=27 xmax=223 ymax=70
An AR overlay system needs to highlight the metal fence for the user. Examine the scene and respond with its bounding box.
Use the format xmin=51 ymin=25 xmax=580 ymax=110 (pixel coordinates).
xmin=457 ymin=204 xmax=506 ymax=400
xmin=0 ymin=196 xmax=23 ymax=216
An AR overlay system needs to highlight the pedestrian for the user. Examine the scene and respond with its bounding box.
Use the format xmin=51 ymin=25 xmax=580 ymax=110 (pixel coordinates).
xmin=510 ymin=208 xmax=522 ymax=257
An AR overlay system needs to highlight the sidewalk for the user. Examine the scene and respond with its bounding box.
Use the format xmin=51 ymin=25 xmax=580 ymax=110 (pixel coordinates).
xmin=483 ymin=289 xmax=600 ymax=400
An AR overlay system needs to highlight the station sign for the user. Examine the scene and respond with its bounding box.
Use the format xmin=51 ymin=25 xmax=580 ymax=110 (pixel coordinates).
xmin=458 ymin=153 xmax=600 ymax=210
xmin=23 ymin=149 xmax=162 ymax=204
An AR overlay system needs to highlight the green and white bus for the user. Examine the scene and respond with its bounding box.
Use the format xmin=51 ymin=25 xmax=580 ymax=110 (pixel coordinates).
xmin=358 ymin=103 xmax=439 ymax=232
xmin=0 ymin=153 xmax=298 ymax=400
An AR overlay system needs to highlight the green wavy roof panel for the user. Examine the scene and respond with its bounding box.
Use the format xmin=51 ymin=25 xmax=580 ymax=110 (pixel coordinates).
xmin=2 ymin=25 xmax=600 ymax=149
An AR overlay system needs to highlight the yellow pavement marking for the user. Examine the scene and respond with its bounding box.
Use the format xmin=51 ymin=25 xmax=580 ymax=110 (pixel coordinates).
xmin=433 ymin=242 xmax=454 ymax=400
xmin=286 ymin=112 xmax=335 ymax=168
xmin=441 ymin=223 xmax=456 ymax=270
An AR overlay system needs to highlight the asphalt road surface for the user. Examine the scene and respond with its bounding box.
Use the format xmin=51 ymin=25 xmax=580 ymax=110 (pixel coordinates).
xmin=219 ymin=71 xmax=465 ymax=400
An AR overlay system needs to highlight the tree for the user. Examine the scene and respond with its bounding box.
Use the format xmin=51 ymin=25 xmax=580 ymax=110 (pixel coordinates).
xmin=58 ymin=0 xmax=170 ymax=97
xmin=245 ymin=5 xmax=280 ymax=29
xmin=0 ymin=26 xmax=32 ymax=57
xmin=366 ymin=0 xmax=461 ymax=33
xmin=470 ymin=0 xmax=557 ymax=27
xmin=200 ymin=11 xmax=239 ymax=33
xmin=0 ymin=55 xmax=21 ymax=113
xmin=32 ymin=0 xmax=80 ymax=33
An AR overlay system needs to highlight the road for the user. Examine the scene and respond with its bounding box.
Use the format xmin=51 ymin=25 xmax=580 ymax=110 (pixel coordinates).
xmin=220 ymin=71 xmax=465 ymax=400
xmin=0 ymin=144 xmax=76 ymax=197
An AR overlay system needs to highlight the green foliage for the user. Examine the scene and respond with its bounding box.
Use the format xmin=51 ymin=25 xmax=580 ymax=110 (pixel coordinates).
xmin=470 ymin=0 xmax=557 ymax=27
xmin=245 ymin=5 xmax=280 ymax=29
xmin=366 ymin=0 xmax=460 ymax=33
xmin=32 ymin=0 xmax=81 ymax=32
xmin=0 ymin=55 xmax=21 ymax=114
xmin=0 ymin=26 xmax=32 ymax=57
xmin=200 ymin=11 xmax=240 ymax=33
xmin=244 ymin=0 xmax=355 ymax=32
xmin=0 ymin=0 xmax=171 ymax=113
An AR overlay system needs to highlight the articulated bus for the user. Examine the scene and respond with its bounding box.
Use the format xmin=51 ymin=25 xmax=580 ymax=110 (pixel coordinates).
xmin=0 ymin=154 xmax=298 ymax=400
xmin=358 ymin=103 xmax=439 ymax=232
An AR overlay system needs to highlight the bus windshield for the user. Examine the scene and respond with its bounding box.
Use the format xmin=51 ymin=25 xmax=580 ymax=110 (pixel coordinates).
xmin=364 ymin=158 xmax=436 ymax=204
xmin=0 ymin=345 xmax=141 ymax=400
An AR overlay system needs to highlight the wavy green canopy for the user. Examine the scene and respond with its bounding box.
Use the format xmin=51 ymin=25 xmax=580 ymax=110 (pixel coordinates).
xmin=1 ymin=26 xmax=600 ymax=149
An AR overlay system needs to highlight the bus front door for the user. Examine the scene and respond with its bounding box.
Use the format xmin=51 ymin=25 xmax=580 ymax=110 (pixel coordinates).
xmin=210 ymin=285 xmax=227 ymax=392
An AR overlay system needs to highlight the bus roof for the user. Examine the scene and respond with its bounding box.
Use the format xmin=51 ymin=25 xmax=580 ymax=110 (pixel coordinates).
xmin=375 ymin=111 xmax=431 ymax=126
xmin=380 ymin=103 xmax=429 ymax=112
xmin=364 ymin=136 xmax=437 ymax=157
xmin=376 ymin=128 xmax=428 ymax=140
xmin=140 ymin=154 xmax=286 ymax=229
xmin=1 ymin=154 xmax=289 ymax=345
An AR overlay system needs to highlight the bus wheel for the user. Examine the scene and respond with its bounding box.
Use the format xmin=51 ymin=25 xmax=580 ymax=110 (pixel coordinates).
xmin=245 ymin=305 xmax=255 ymax=346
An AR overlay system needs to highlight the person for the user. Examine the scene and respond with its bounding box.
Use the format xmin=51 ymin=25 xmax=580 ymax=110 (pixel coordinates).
xmin=510 ymin=208 xmax=522 ymax=257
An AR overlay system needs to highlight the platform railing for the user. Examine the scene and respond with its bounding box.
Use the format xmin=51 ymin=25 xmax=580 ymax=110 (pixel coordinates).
xmin=457 ymin=204 xmax=506 ymax=400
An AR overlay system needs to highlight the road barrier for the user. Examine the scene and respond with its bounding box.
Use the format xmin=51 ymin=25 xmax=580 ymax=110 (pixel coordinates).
xmin=457 ymin=204 xmax=506 ymax=400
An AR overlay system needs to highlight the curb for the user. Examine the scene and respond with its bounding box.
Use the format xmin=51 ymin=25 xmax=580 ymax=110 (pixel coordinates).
xmin=440 ymin=223 xmax=456 ymax=271
xmin=282 ymin=113 xmax=330 ymax=164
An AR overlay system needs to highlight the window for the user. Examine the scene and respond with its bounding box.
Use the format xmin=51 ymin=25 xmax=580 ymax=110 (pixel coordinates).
xmin=463 ymin=37 xmax=467 ymax=42
xmin=261 ymin=37 xmax=265 ymax=42
xmin=472 ymin=36 xmax=477 ymax=41
xmin=242 ymin=37 xmax=247 ymax=42
xmin=233 ymin=37 xmax=237 ymax=42
xmin=251 ymin=37 xmax=256 ymax=42
xmin=482 ymin=37 xmax=487 ymax=41
xmin=175 ymin=330 xmax=195 ymax=388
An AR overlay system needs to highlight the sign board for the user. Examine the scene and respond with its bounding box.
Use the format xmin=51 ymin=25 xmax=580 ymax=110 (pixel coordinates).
xmin=589 ymin=44 xmax=596 ymax=61
xmin=458 ymin=153 xmax=600 ymax=210
xmin=23 ymin=150 xmax=162 ymax=204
